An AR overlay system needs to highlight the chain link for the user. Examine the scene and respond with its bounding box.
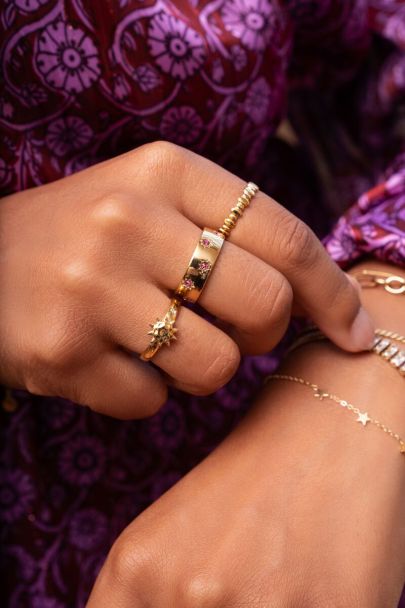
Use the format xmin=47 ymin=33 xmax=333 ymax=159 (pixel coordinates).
xmin=265 ymin=373 xmax=405 ymax=454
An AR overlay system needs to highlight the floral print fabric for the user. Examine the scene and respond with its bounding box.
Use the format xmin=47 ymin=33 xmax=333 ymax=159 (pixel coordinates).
xmin=0 ymin=1 xmax=404 ymax=606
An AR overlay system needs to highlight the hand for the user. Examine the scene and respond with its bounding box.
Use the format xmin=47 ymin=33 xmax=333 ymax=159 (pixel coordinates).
xmin=86 ymin=341 xmax=405 ymax=608
xmin=0 ymin=141 xmax=373 ymax=418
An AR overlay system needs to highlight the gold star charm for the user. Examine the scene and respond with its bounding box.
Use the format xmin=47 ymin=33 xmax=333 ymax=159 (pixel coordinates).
xmin=140 ymin=298 xmax=181 ymax=361
xmin=148 ymin=318 xmax=178 ymax=347
xmin=356 ymin=412 xmax=371 ymax=426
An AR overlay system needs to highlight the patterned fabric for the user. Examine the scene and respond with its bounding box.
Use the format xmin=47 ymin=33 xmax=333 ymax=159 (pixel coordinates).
xmin=0 ymin=0 xmax=404 ymax=606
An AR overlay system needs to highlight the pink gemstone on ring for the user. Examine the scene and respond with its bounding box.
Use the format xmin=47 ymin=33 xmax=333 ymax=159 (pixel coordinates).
xmin=199 ymin=260 xmax=211 ymax=272
xmin=182 ymin=277 xmax=195 ymax=290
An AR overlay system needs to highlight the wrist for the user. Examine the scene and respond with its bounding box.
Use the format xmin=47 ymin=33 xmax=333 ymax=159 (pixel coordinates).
xmin=232 ymin=259 xmax=405 ymax=471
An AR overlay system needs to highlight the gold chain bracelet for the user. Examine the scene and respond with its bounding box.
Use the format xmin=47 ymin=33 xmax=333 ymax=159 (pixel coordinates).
xmin=265 ymin=374 xmax=405 ymax=454
xmin=352 ymin=269 xmax=405 ymax=294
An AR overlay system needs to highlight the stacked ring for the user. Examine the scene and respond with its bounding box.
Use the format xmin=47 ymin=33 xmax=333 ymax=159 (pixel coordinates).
xmin=175 ymin=228 xmax=225 ymax=303
xmin=217 ymin=181 xmax=259 ymax=238
xmin=140 ymin=182 xmax=259 ymax=360
xmin=140 ymin=298 xmax=181 ymax=361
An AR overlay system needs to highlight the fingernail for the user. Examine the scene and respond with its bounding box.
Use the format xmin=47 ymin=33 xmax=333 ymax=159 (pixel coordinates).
xmin=350 ymin=307 xmax=375 ymax=350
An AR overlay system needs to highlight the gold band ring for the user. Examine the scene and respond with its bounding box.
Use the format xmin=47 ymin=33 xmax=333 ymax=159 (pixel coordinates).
xmin=174 ymin=182 xmax=259 ymax=303
xmin=141 ymin=181 xmax=259 ymax=359
xmin=175 ymin=228 xmax=225 ymax=303
xmin=140 ymin=298 xmax=181 ymax=361
xmin=217 ymin=181 xmax=259 ymax=239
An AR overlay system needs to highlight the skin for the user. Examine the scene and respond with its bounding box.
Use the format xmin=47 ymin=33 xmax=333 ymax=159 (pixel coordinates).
xmin=0 ymin=141 xmax=375 ymax=420
xmin=87 ymin=259 xmax=405 ymax=608
xmin=0 ymin=141 xmax=392 ymax=605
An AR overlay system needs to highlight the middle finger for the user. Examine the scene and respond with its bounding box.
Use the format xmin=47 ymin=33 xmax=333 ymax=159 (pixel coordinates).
xmin=143 ymin=208 xmax=293 ymax=354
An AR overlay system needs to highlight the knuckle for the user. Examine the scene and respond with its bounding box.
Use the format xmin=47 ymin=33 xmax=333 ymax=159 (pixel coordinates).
xmin=276 ymin=214 xmax=318 ymax=269
xmin=58 ymin=257 xmax=106 ymax=305
xmin=244 ymin=271 xmax=292 ymax=333
xmin=59 ymin=257 xmax=97 ymax=296
xmin=180 ymin=574 xmax=227 ymax=608
xmin=197 ymin=339 xmax=240 ymax=394
xmin=138 ymin=139 xmax=185 ymax=177
xmin=89 ymin=195 xmax=133 ymax=236
xmin=107 ymin=535 xmax=153 ymax=588
xmin=89 ymin=194 xmax=155 ymax=253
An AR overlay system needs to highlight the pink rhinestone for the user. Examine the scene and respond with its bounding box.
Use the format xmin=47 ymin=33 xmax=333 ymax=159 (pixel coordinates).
xmin=199 ymin=261 xmax=210 ymax=271
xmin=182 ymin=278 xmax=194 ymax=289
xmin=201 ymin=238 xmax=211 ymax=248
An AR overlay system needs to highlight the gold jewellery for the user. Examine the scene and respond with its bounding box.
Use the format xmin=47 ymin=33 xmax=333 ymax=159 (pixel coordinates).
xmin=266 ymin=374 xmax=405 ymax=455
xmin=372 ymin=333 xmax=405 ymax=375
xmin=352 ymin=269 xmax=405 ymax=295
xmin=175 ymin=228 xmax=225 ymax=302
xmin=217 ymin=181 xmax=259 ymax=238
xmin=286 ymin=326 xmax=405 ymax=378
xmin=140 ymin=182 xmax=259 ymax=360
xmin=140 ymin=298 xmax=181 ymax=361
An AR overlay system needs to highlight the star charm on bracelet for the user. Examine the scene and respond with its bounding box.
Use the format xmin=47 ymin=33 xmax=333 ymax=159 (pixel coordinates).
xmin=356 ymin=412 xmax=371 ymax=426
xmin=266 ymin=374 xmax=405 ymax=455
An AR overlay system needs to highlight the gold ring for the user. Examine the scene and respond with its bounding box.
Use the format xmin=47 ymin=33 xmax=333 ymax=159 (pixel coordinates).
xmin=175 ymin=228 xmax=225 ymax=303
xmin=141 ymin=182 xmax=259 ymax=359
xmin=217 ymin=181 xmax=259 ymax=239
xmin=140 ymin=298 xmax=181 ymax=361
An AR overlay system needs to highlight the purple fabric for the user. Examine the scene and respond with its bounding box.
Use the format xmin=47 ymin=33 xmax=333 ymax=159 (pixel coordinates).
xmin=0 ymin=0 xmax=404 ymax=605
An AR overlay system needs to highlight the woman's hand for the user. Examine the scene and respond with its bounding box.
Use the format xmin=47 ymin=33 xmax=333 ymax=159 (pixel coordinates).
xmin=86 ymin=286 xmax=405 ymax=608
xmin=0 ymin=141 xmax=373 ymax=418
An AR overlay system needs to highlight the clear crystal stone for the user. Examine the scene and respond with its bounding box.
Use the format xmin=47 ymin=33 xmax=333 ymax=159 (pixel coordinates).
xmin=382 ymin=345 xmax=399 ymax=359
xmin=391 ymin=351 xmax=405 ymax=368
xmin=374 ymin=338 xmax=390 ymax=353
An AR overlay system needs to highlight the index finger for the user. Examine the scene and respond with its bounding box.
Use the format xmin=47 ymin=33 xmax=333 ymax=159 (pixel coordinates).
xmin=171 ymin=148 xmax=374 ymax=352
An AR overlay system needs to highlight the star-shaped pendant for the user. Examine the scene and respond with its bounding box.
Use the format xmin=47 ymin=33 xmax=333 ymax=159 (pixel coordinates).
xmin=356 ymin=412 xmax=371 ymax=426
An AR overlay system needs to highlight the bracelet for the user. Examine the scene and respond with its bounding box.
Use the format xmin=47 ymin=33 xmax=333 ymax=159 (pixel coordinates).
xmin=265 ymin=374 xmax=405 ymax=455
xmin=352 ymin=269 xmax=405 ymax=295
xmin=286 ymin=327 xmax=405 ymax=377
xmin=372 ymin=334 xmax=405 ymax=373
xmin=289 ymin=326 xmax=405 ymax=351
xmin=372 ymin=328 xmax=405 ymax=345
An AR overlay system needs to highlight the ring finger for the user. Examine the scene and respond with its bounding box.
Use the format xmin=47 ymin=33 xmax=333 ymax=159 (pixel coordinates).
xmin=101 ymin=282 xmax=241 ymax=396
xmin=141 ymin=208 xmax=293 ymax=355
